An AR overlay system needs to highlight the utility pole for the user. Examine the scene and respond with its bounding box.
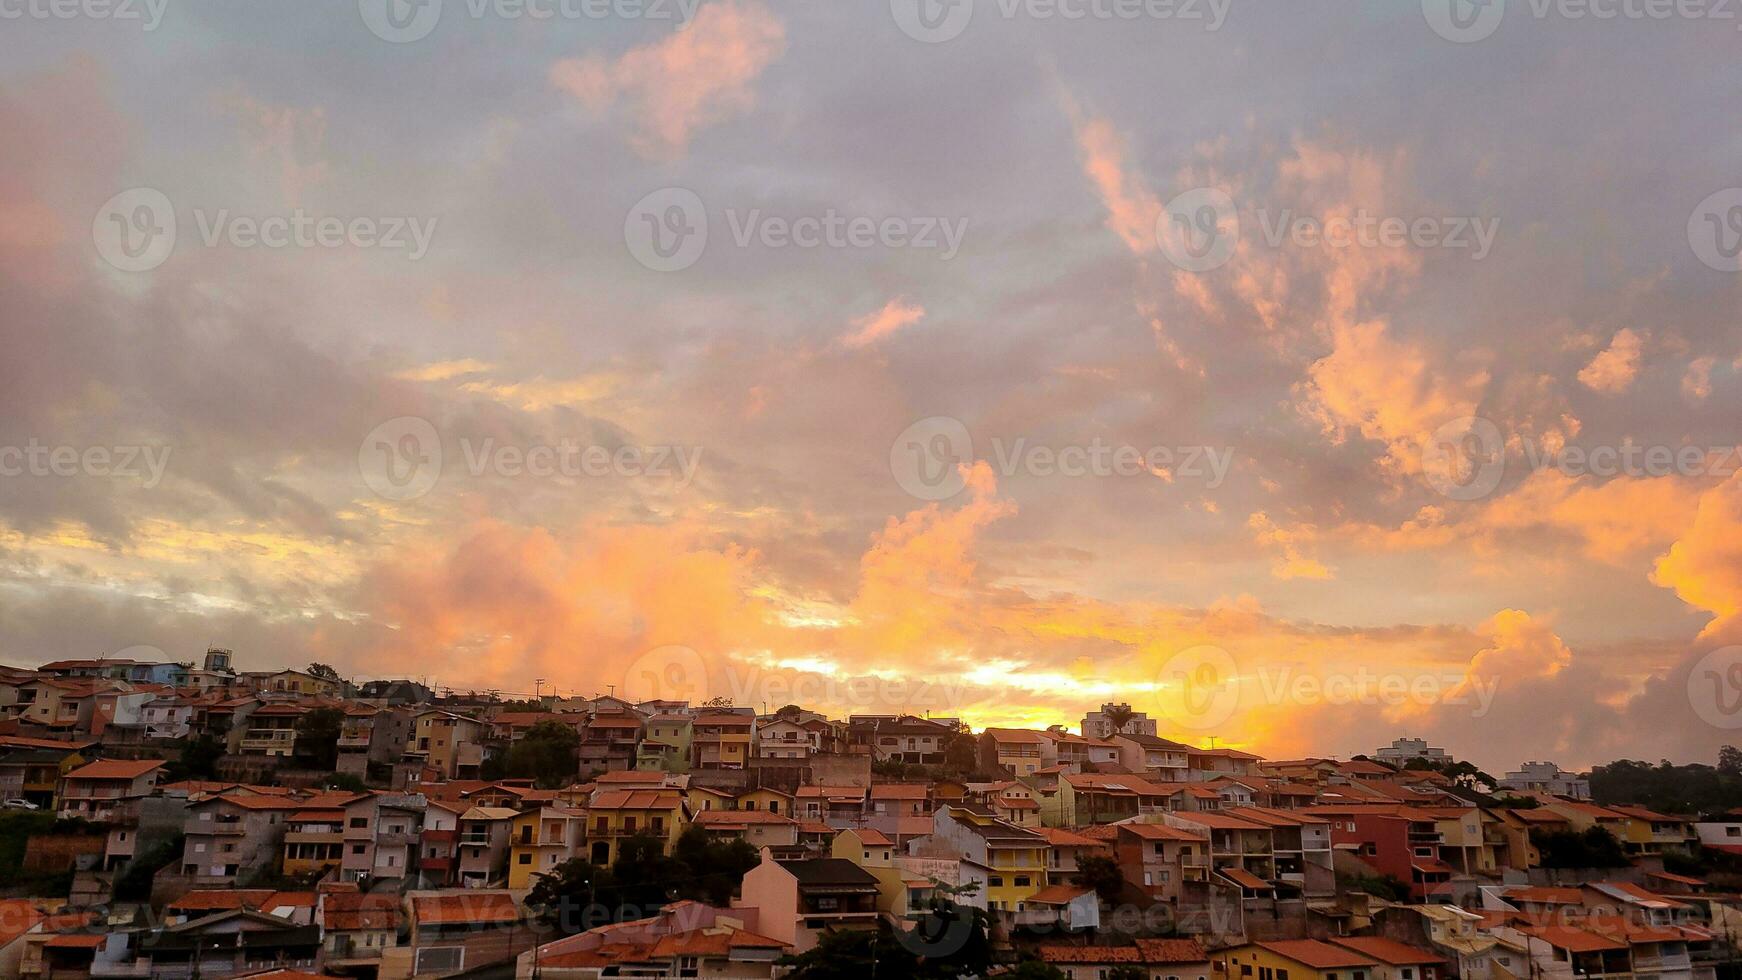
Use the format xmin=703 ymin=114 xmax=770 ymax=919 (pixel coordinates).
xmin=534 ymin=678 xmax=545 ymax=701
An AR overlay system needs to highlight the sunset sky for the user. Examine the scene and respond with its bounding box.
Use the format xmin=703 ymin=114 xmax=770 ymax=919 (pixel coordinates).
xmin=3 ymin=0 xmax=1740 ymax=773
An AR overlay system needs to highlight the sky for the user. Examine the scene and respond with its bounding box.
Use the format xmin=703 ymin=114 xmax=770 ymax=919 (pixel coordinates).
xmin=2 ymin=0 xmax=1741 ymax=774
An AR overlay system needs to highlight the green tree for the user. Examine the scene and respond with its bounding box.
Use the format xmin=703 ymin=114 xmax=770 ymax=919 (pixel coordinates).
xmin=1102 ymin=704 xmax=1136 ymax=734
xmin=671 ymin=825 xmax=760 ymax=905
xmin=1108 ymin=967 xmax=1149 ymax=980
xmin=489 ymin=720 xmax=580 ymax=787
xmin=1077 ymin=853 xmax=1125 ymax=900
xmin=307 ymin=663 xmax=341 ymax=681
xmin=1532 ymin=827 xmax=1629 ymax=868
xmin=294 ymin=707 xmax=344 ymax=770
xmin=942 ymin=731 xmax=978 ymax=775
xmin=528 ymin=857 xmax=620 ymax=933
xmin=168 ymin=733 xmax=227 ymax=781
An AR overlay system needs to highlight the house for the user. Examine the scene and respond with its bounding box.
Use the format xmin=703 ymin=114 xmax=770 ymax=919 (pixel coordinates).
xmin=56 ymin=758 xmax=163 ymax=869
xmin=1115 ymin=822 xmax=1211 ymax=902
xmin=456 ymin=806 xmax=518 ymax=886
xmin=578 ymin=715 xmax=644 ymax=773
xmin=0 ymin=742 xmax=87 ymax=808
xmin=319 ymin=885 xmax=403 ymax=968
xmin=852 ymin=715 xmax=952 ymax=765
xmin=106 ymin=909 xmax=323 ymax=978
xmin=1045 ymin=772 xmax=1173 ymax=826
xmin=980 ymin=728 xmax=1053 ymax=776
xmin=867 ymin=783 xmax=932 ymax=820
xmin=1215 ymin=940 xmax=1381 ymax=980
xmin=1187 ymin=747 xmax=1263 ymax=782
xmin=1113 ymin=733 xmax=1193 ymax=781
xmin=797 ymin=785 xmax=867 ymax=827
xmin=281 ymin=804 xmax=347 ymax=876
xmin=586 ymin=789 xmax=688 ymax=864
xmin=921 ymin=806 xmax=1050 ymax=912
xmin=408 ymin=710 xmax=488 ymax=780
xmin=692 ymin=713 xmax=754 ymax=770
xmin=1305 ymin=804 xmax=1454 ymax=901
xmin=1328 ymin=938 xmax=1447 ymax=980
xmin=1044 ymin=731 xmax=1123 ymax=773
xmin=1018 ymin=884 xmax=1101 ymax=932
xmin=520 ymin=901 xmax=788 ymax=980
xmin=1039 ymin=938 xmax=1210 ymax=980
xmin=638 ymin=714 xmax=693 ymax=772
xmin=1607 ymin=805 xmax=1697 ymax=856
xmin=695 ymin=810 xmax=801 ymax=849
xmin=1040 ymin=826 xmax=1106 ymax=885
xmin=419 ymin=799 xmax=465 ymax=886
xmin=141 ymin=695 xmax=197 ymax=739
xmin=180 ymin=792 xmax=304 ymax=884
xmin=754 ymin=718 xmax=816 ymax=760
xmin=508 ymin=805 xmax=589 ymax=888
xmin=259 ymin=669 xmax=343 ymax=697
xmin=234 ymin=702 xmax=307 ymax=758
xmin=406 ymin=891 xmax=529 ymax=978
xmin=735 ymin=851 xmax=882 ymax=952
xmin=341 ymin=792 xmax=426 ymax=881
xmin=336 ymin=704 xmax=412 ymax=780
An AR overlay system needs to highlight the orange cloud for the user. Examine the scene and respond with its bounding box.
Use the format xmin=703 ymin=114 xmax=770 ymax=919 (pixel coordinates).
xmin=1067 ymin=111 xmax=1161 ymax=255
xmin=1653 ymin=468 xmax=1742 ymax=640
xmin=842 ymin=298 xmax=925 ymax=349
xmin=1578 ymin=328 xmax=1645 ymax=394
xmin=549 ymin=0 xmax=786 ymax=159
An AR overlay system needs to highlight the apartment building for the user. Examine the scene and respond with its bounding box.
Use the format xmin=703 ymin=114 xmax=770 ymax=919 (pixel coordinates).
xmin=578 ymin=714 xmax=644 ymax=773
xmin=1498 ymin=761 xmax=1591 ymax=800
xmin=508 ymin=805 xmax=588 ymax=888
xmin=181 ymin=792 xmax=302 ymax=884
xmin=1115 ymin=822 xmax=1211 ymax=903
xmin=586 ymin=788 xmax=687 ymax=864
xmin=692 ymin=712 xmax=754 ymax=770
xmin=1081 ymin=702 xmax=1158 ymax=739
xmin=924 ymin=806 xmax=1050 ymax=912
xmin=408 ymin=710 xmax=488 ymax=780
xmin=980 ymin=728 xmax=1053 ymax=777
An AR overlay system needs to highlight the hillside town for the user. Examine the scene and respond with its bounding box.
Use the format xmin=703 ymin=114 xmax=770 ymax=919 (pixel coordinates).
xmin=0 ymin=649 xmax=1731 ymax=980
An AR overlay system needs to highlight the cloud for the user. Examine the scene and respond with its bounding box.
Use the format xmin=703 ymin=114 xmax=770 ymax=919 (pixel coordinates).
xmin=1653 ymin=468 xmax=1742 ymax=641
xmin=1578 ymin=328 xmax=1645 ymax=394
xmin=842 ymin=298 xmax=925 ymax=349
xmin=1683 ymin=356 xmax=1716 ymax=403
xmin=548 ymin=0 xmax=786 ymax=159
xmin=1066 ymin=110 xmax=1161 ymax=255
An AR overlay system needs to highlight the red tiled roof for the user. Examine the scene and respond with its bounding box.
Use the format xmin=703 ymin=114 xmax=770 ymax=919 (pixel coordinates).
xmin=1257 ymin=940 xmax=1379 ymax=969
xmin=1135 ymin=939 xmax=1209 ymax=963
xmin=65 ymin=759 xmax=163 ymax=780
xmin=412 ymin=893 xmax=521 ymax=926
xmin=1330 ymin=937 xmax=1446 ymax=965
xmin=591 ymin=789 xmax=683 ymax=810
xmin=1026 ymin=884 xmax=1094 ymax=905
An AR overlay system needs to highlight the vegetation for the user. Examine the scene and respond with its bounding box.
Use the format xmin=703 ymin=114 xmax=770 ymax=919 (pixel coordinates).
xmin=293 ymin=707 xmax=344 ymax=770
xmin=1076 ymin=853 xmax=1126 ymax=900
xmin=1338 ymin=873 xmax=1409 ymax=902
xmin=166 ymin=732 xmax=227 ymax=781
xmin=483 ymin=719 xmax=580 ymax=787
xmin=1107 ymin=967 xmax=1149 ymax=980
xmin=1532 ymin=827 xmax=1629 ymax=868
xmin=1005 ymin=963 xmax=1069 ymax=980
xmin=322 ymin=772 xmax=368 ymax=793
xmin=1402 ymin=756 xmax=1497 ymax=790
xmin=0 ymin=812 xmax=90 ymax=894
xmin=778 ymin=890 xmax=990 ymax=980
xmin=528 ymin=827 xmax=760 ymax=931
xmin=307 ymin=663 xmax=341 ymax=681
xmin=1590 ymin=754 xmax=1742 ymax=815
xmin=115 ymin=832 xmax=184 ymax=900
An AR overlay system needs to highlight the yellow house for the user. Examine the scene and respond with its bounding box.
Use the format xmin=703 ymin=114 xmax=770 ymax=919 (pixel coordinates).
xmin=282 ymin=805 xmax=347 ymax=876
xmin=408 ymin=710 xmax=487 ymax=779
xmin=930 ymin=807 xmax=1048 ymax=912
xmin=508 ymin=806 xmax=589 ymax=888
xmin=832 ymin=828 xmax=929 ymax=919
xmin=691 ymin=713 xmax=753 ymax=770
xmin=736 ymin=788 xmax=794 ymax=816
xmin=1215 ymin=940 xmax=1381 ymax=980
xmin=585 ymin=789 xmax=688 ymax=865
xmin=687 ymin=785 xmax=736 ymax=813
xmin=263 ymin=670 xmax=343 ymax=697
xmin=1606 ymin=804 xmax=1697 ymax=856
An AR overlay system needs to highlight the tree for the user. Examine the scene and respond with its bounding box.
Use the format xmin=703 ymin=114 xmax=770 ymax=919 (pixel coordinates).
xmin=670 ymin=825 xmax=760 ymax=905
xmin=528 ymin=857 xmax=620 ymax=933
xmin=1108 ymin=967 xmax=1148 ymax=980
xmin=307 ymin=663 xmax=341 ymax=681
xmin=1532 ymin=827 xmax=1629 ymax=868
xmin=1103 ymin=703 xmax=1136 ymax=734
xmin=1005 ymin=963 xmax=1069 ymax=980
xmin=324 ymin=773 xmax=367 ymax=793
xmin=294 ymin=707 xmax=344 ymax=770
xmin=1077 ymin=853 xmax=1126 ymax=900
xmin=1720 ymin=745 xmax=1742 ymax=777
xmin=168 ymin=733 xmax=226 ymax=781
xmin=942 ymin=731 xmax=978 ymax=775
xmin=487 ymin=720 xmax=580 ymax=787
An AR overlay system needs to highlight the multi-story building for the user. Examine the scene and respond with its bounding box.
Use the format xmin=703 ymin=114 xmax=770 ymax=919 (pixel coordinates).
xmin=455 ymin=805 xmax=517 ymax=887
xmin=407 ymin=710 xmax=487 ymax=780
xmin=851 ymin=715 xmax=952 ymax=765
xmin=283 ymin=804 xmax=347 ymax=877
xmin=1111 ymin=732 xmax=1192 ymax=780
xmin=693 ymin=810 xmax=801 ymax=850
xmin=924 ymin=806 xmax=1049 ymax=912
xmin=1114 ymin=822 xmax=1210 ymax=903
xmin=1497 ymin=761 xmax=1590 ymax=800
xmin=233 ymin=702 xmax=306 ymax=758
xmin=180 ymin=792 xmax=303 ymax=884
xmin=1305 ymin=804 xmax=1453 ymax=901
xmin=418 ymin=799 xmax=465 ymax=886
xmin=586 ymin=788 xmax=687 ymax=864
xmin=1375 ymin=738 xmax=1452 ymax=768
xmin=1081 ymin=702 xmax=1158 ymax=739
xmin=336 ymin=704 xmax=411 ymax=780
xmin=507 ymin=805 xmax=588 ymax=888
xmin=578 ymin=714 xmax=644 ymax=773
xmin=637 ymin=713 xmax=692 ymax=771
xmin=737 ymin=852 xmax=882 ymax=952
xmin=341 ymin=792 xmax=425 ymax=882
xmin=692 ymin=712 xmax=754 ymax=770
xmin=57 ymin=758 xmax=164 ymax=870
xmin=1606 ymin=805 xmax=1697 ymax=856
xmin=980 ymin=728 xmax=1053 ymax=776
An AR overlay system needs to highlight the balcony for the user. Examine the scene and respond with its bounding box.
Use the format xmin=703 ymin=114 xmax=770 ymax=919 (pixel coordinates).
xmin=459 ymin=833 xmax=493 ymax=847
xmin=377 ymin=831 xmax=419 ymax=847
xmin=286 ymin=830 xmax=344 ymax=845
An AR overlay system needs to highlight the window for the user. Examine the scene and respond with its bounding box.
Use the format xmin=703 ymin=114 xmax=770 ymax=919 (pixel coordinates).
xmin=1015 ymin=876 xmax=1030 ymax=887
xmin=352 ymin=844 xmax=366 ymax=854
xmin=519 ymin=853 xmax=532 ymax=864
xmin=989 ymin=876 xmax=1003 ymax=887
xmin=350 ymin=817 xmax=368 ymax=828
xmin=1401 ymin=970 xmax=1414 ymax=979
